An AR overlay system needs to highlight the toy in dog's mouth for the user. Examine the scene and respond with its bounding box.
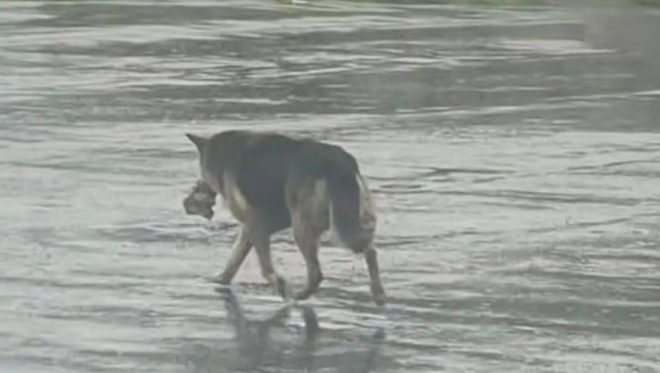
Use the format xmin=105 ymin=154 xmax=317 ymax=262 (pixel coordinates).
xmin=183 ymin=181 xmax=217 ymax=220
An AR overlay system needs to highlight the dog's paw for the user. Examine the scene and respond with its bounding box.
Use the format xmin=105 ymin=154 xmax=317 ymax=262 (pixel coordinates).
xmin=271 ymin=275 xmax=289 ymax=301
xmin=213 ymin=286 xmax=234 ymax=299
xmin=371 ymin=285 xmax=386 ymax=306
xmin=206 ymin=275 xmax=231 ymax=286
xmin=373 ymin=293 xmax=386 ymax=306
xmin=294 ymin=288 xmax=316 ymax=302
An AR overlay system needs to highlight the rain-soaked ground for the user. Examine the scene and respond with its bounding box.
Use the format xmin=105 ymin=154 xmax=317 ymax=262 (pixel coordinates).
xmin=2 ymin=1 xmax=660 ymax=372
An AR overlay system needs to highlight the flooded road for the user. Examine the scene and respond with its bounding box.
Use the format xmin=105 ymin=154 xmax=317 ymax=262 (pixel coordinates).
xmin=2 ymin=1 xmax=660 ymax=372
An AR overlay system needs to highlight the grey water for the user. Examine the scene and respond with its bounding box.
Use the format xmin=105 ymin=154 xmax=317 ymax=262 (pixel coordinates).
xmin=2 ymin=1 xmax=660 ymax=372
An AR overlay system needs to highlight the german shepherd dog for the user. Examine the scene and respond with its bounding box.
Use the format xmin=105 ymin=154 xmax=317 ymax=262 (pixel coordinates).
xmin=184 ymin=130 xmax=385 ymax=305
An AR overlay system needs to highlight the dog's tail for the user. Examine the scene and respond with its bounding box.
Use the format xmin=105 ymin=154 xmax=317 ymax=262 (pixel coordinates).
xmin=327 ymin=170 xmax=376 ymax=253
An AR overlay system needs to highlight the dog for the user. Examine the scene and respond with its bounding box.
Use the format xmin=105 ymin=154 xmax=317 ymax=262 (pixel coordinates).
xmin=184 ymin=130 xmax=385 ymax=305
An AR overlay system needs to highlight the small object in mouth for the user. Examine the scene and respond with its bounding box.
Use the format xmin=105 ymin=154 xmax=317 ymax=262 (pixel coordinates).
xmin=183 ymin=180 xmax=217 ymax=220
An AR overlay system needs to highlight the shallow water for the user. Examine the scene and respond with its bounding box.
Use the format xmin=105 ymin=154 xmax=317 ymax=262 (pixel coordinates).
xmin=2 ymin=1 xmax=660 ymax=372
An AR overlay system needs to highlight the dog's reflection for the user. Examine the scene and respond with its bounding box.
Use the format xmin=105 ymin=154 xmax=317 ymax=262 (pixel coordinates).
xmin=215 ymin=287 xmax=385 ymax=373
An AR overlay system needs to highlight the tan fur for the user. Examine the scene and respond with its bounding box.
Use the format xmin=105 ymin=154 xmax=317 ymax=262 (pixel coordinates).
xmin=309 ymin=180 xmax=330 ymax=224
xmin=223 ymin=171 xmax=251 ymax=222
xmin=356 ymin=175 xmax=377 ymax=231
xmin=201 ymin=166 xmax=251 ymax=223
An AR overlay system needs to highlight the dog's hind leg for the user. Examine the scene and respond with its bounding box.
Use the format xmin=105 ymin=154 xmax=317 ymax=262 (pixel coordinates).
xmin=288 ymin=179 xmax=329 ymax=301
xmin=214 ymin=226 xmax=252 ymax=285
xmin=364 ymin=245 xmax=386 ymax=306
xmin=292 ymin=225 xmax=323 ymax=301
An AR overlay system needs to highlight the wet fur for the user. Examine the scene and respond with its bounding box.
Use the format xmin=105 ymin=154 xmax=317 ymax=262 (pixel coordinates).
xmin=186 ymin=130 xmax=385 ymax=305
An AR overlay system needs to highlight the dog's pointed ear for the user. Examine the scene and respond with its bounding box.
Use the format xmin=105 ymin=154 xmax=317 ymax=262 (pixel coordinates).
xmin=185 ymin=133 xmax=209 ymax=153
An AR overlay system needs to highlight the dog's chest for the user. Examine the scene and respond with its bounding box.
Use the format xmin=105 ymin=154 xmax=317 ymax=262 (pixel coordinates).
xmin=219 ymin=175 xmax=252 ymax=223
xmin=224 ymin=187 xmax=250 ymax=222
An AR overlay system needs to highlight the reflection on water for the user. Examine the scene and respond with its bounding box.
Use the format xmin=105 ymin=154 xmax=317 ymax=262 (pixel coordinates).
xmin=1 ymin=1 xmax=660 ymax=372
xmin=181 ymin=288 xmax=386 ymax=373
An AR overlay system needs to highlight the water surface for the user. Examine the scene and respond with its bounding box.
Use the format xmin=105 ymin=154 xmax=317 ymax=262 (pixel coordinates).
xmin=2 ymin=1 xmax=660 ymax=372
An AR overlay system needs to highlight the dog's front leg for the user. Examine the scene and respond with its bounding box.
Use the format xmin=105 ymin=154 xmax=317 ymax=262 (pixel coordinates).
xmin=214 ymin=226 xmax=252 ymax=285
xmin=364 ymin=247 xmax=386 ymax=306
xmin=250 ymin=230 xmax=288 ymax=300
